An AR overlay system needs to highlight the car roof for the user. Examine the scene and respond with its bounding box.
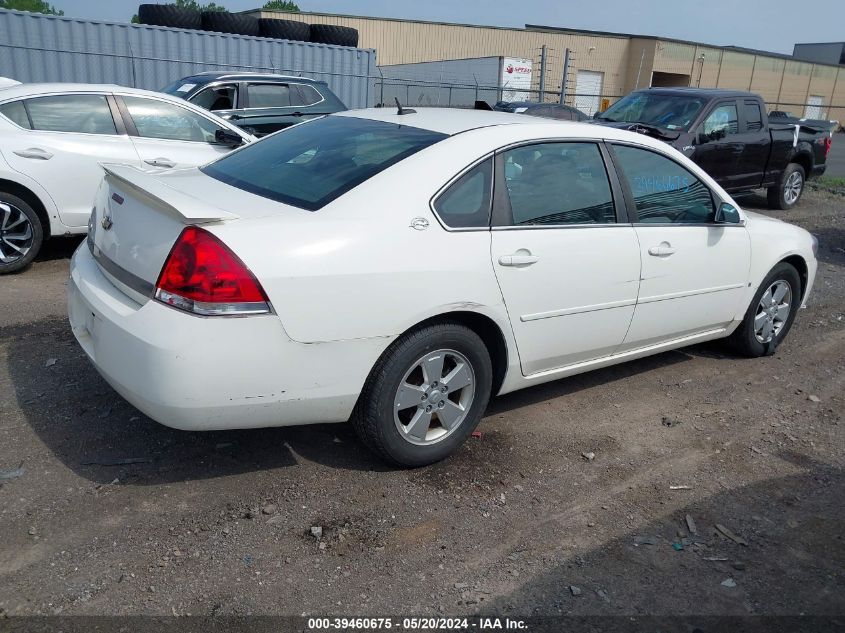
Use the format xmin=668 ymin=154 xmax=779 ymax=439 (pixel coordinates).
xmin=335 ymin=107 xmax=559 ymax=135
xmin=336 ymin=108 xmax=686 ymax=153
xmin=0 ymin=82 xmax=187 ymax=101
xmin=640 ymin=87 xmax=758 ymax=99
xmin=178 ymin=72 xmax=324 ymax=85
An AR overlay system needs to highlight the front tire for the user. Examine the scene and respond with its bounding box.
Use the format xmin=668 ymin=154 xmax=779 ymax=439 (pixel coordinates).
xmin=351 ymin=322 xmax=493 ymax=467
xmin=767 ymin=163 xmax=805 ymax=210
xmin=0 ymin=193 xmax=43 ymax=274
xmin=727 ymin=262 xmax=802 ymax=357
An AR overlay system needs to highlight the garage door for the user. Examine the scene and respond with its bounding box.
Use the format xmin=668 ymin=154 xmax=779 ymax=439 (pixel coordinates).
xmin=574 ymin=71 xmax=604 ymax=116
xmin=804 ymin=95 xmax=824 ymax=119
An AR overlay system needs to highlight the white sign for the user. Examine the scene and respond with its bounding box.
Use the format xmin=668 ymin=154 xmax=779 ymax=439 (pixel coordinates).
xmin=500 ymin=57 xmax=533 ymax=102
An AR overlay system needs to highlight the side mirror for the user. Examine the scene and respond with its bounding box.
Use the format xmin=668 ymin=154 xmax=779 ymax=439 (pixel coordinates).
xmin=714 ymin=202 xmax=741 ymax=224
xmin=215 ymin=128 xmax=244 ymax=147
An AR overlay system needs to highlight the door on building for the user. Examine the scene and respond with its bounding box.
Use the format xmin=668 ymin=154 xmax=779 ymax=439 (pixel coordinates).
xmin=574 ymin=71 xmax=604 ymax=116
xmin=804 ymin=95 xmax=824 ymax=119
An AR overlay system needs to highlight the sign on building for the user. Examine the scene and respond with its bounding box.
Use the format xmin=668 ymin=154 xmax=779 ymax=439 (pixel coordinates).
xmin=501 ymin=57 xmax=533 ymax=101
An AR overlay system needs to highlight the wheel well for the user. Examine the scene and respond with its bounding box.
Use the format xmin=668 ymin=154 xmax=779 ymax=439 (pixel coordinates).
xmin=0 ymin=179 xmax=51 ymax=239
xmin=791 ymin=153 xmax=812 ymax=178
xmin=413 ymin=311 xmax=509 ymax=396
xmin=781 ymin=255 xmax=808 ymax=300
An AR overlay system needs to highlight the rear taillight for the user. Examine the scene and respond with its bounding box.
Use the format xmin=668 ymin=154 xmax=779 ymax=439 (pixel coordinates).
xmin=155 ymin=226 xmax=270 ymax=316
xmin=824 ymin=136 xmax=831 ymax=158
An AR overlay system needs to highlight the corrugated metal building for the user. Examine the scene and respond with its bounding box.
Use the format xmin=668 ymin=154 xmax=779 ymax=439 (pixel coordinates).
xmin=0 ymin=8 xmax=377 ymax=108
xmin=250 ymin=9 xmax=845 ymax=122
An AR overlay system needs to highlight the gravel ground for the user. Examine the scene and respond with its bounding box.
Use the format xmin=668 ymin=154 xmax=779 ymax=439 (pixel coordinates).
xmin=0 ymin=190 xmax=843 ymax=619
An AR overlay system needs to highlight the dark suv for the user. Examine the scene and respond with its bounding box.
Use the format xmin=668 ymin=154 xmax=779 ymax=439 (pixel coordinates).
xmin=162 ymin=72 xmax=347 ymax=136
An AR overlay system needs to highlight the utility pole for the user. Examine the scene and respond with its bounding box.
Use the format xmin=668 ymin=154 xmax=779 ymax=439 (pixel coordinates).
xmin=538 ymin=45 xmax=547 ymax=103
xmin=559 ymin=47 xmax=570 ymax=105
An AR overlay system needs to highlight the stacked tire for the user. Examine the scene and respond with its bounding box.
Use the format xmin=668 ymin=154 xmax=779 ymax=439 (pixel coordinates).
xmin=201 ymin=11 xmax=259 ymax=37
xmin=259 ymin=18 xmax=310 ymax=42
xmin=137 ymin=4 xmax=202 ymax=30
xmin=309 ymin=24 xmax=358 ymax=47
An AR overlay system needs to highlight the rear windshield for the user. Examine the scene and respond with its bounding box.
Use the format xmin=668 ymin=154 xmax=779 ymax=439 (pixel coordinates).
xmin=202 ymin=116 xmax=447 ymax=210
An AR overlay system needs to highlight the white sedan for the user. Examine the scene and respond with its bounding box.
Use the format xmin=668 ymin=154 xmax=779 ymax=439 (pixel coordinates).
xmin=68 ymin=108 xmax=817 ymax=466
xmin=0 ymin=83 xmax=253 ymax=273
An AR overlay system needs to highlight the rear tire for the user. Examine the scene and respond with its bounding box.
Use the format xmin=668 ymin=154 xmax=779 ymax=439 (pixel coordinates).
xmin=309 ymin=24 xmax=359 ymax=47
xmin=767 ymin=163 xmax=805 ymax=210
xmin=0 ymin=192 xmax=43 ymax=275
xmin=201 ymin=11 xmax=260 ymax=36
xmin=726 ymin=262 xmax=801 ymax=357
xmin=351 ymin=322 xmax=492 ymax=467
xmin=258 ymin=18 xmax=310 ymax=41
xmin=137 ymin=4 xmax=202 ymax=30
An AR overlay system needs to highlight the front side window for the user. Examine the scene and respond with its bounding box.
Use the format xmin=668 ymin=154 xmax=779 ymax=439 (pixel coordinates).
xmin=290 ymin=84 xmax=322 ymax=107
xmin=122 ymin=96 xmax=226 ymax=144
xmin=202 ymin=116 xmax=446 ymax=210
xmin=612 ymin=144 xmax=715 ymax=224
xmin=247 ymin=84 xmax=290 ymax=108
xmin=190 ymin=84 xmax=238 ymax=111
xmin=25 ymin=94 xmax=116 ymax=135
xmin=433 ymin=159 xmax=492 ymax=228
xmin=701 ymin=103 xmax=739 ymax=140
xmin=500 ymin=142 xmax=615 ymax=226
xmin=0 ymin=100 xmax=31 ymax=129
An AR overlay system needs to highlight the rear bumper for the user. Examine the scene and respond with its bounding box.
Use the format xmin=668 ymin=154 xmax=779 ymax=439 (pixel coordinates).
xmin=68 ymin=244 xmax=387 ymax=431
xmin=810 ymin=164 xmax=826 ymax=178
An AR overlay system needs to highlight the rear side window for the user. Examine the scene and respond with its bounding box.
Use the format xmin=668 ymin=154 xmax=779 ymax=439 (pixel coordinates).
xmin=0 ymin=100 xmax=31 ymax=129
xmin=290 ymin=84 xmax=322 ymax=107
xmin=500 ymin=142 xmax=616 ymax=226
xmin=248 ymin=84 xmax=290 ymax=108
xmin=744 ymin=101 xmax=763 ymax=131
xmin=203 ymin=116 xmax=446 ymax=210
xmin=26 ymin=94 xmax=116 ymax=135
xmin=612 ymin=144 xmax=715 ymax=224
xmin=433 ymin=158 xmax=493 ymax=228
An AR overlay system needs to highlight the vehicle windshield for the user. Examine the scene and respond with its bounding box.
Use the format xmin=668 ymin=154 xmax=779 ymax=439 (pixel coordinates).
xmin=202 ymin=116 xmax=447 ymax=210
xmin=160 ymin=79 xmax=200 ymax=98
xmin=597 ymin=93 xmax=706 ymax=131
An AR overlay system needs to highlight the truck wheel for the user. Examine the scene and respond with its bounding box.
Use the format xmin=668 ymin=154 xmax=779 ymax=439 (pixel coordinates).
xmin=0 ymin=193 xmax=43 ymax=274
xmin=351 ymin=322 xmax=492 ymax=467
xmin=726 ymin=262 xmax=801 ymax=357
xmin=767 ymin=163 xmax=805 ymax=210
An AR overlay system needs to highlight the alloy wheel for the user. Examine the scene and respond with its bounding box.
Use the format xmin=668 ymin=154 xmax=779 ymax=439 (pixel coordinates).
xmin=393 ymin=348 xmax=476 ymax=445
xmin=754 ymin=280 xmax=792 ymax=344
xmin=783 ymin=171 xmax=803 ymax=205
xmin=0 ymin=202 xmax=34 ymax=264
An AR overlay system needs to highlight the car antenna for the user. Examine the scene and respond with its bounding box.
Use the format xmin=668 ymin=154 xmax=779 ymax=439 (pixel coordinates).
xmin=395 ymin=97 xmax=416 ymax=115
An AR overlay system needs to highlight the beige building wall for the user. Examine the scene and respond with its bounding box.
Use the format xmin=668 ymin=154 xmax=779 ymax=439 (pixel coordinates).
xmin=252 ymin=10 xmax=843 ymax=120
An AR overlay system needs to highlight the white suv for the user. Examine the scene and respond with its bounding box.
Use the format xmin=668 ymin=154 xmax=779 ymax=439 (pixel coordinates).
xmin=0 ymin=83 xmax=253 ymax=273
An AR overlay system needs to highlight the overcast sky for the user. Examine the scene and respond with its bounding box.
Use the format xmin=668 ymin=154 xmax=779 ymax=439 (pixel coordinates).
xmin=47 ymin=0 xmax=841 ymax=55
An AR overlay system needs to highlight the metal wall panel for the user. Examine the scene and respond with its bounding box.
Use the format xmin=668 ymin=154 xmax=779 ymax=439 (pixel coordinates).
xmin=378 ymin=57 xmax=501 ymax=107
xmin=0 ymin=8 xmax=377 ymax=108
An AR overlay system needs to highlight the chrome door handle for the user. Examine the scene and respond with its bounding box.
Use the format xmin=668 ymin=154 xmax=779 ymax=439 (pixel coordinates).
xmin=498 ymin=254 xmax=539 ymax=266
xmin=648 ymin=244 xmax=676 ymax=256
xmin=144 ymin=158 xmax=176 ymax=168
xmin=14 ymin=147 xmax=53 ymax=160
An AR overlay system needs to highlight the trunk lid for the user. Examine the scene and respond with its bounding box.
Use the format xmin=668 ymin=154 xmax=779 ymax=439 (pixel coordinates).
xmin=90 ymin=164 xmax=241 ymax=302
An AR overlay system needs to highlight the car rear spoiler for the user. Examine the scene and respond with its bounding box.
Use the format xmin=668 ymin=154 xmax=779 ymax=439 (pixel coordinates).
xmin=101 ymin=163 xmax=240 ymax=223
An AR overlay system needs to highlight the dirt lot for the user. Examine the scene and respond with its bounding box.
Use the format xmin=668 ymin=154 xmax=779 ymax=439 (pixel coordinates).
xmin=0 ymin=190 xmax=843 ymax=621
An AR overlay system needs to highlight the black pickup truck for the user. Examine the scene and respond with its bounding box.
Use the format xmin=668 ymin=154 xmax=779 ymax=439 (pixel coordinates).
xmin=592 ymin=88 xmax=833 ymax=209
